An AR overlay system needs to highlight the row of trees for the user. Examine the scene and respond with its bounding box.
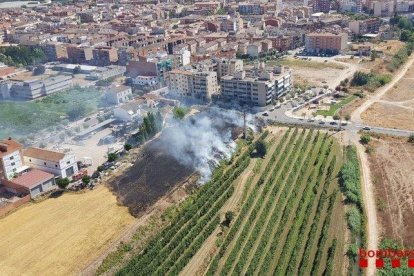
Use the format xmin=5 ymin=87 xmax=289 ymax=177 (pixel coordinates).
xmin=133 ymin=112 xmax=163 ymax=144
xmin=207 ymin=129 xmax=293 ymax=275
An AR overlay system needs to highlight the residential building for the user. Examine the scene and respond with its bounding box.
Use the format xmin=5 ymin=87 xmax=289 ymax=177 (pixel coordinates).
xmin=349 ymin=18 xmax=380 ymax=35
xmin=168 ymin=69 xmax=219 ymax=101
xmin=105 ymin=85 xmax=133 ymax=105
xmin=213 ymin=58 xmax=244 ymax=80
xmin=66 ymin=45 xmax=93 ymax=64
xmin=221 ymin=66 xmax=292 ymax=107
xmin=41 ymin=43 xmax=68 ymax=61
xmin=305 ymin=32 xmax=348 ymax=54
xmin=23 ymin=147 xmax=78 ymax=178
xmin=92 ymin=46 xmax=119 ymax=66
xmin=0 ymin=138 xmax=56 ymax=198
xmin=127 ymin=53 xmax=173 ymax=84
xmin=247 ymin=43 xmax=262 ymax=58
xmin=313 ymin=0 xmax=331 ymax=12
xmin=0 ymin=139 xmax=24 ymax=181
xmin=87 ymin=65 xmax=126 ymax=80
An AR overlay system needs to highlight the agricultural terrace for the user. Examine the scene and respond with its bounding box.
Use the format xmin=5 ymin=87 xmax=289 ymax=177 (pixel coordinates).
xmin=116 ymin=128 xmax=348 ymax=275
xmin=0 ymin=85 xmax=103 ymax=139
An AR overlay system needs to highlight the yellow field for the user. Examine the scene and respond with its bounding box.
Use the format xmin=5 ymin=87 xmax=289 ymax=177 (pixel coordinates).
xmin=0 ymin=186 xmax=135 ymax=276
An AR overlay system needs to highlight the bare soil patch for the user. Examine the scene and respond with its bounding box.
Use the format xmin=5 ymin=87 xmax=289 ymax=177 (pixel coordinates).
xmin=368 ymin=137 xmax=414 ymax=246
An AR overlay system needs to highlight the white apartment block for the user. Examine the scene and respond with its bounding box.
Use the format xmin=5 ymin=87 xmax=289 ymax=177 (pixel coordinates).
xmin=23 ymin=147 xmax=79 ymax=178
xmin=105 ymin=85 xmax=132 ymax=105
xmin=0 ymin=139 xmax=24 ymax=181
xmin=168 ymin=69 xmax=219 ymax=101
xmin=221 ymin=66 xmax=292 ymax=107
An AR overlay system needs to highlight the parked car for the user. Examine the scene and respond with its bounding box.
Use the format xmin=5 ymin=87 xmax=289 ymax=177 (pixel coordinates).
xmin=319 ymin=121 xmax=325 ymax=125
xmin=362 ymin=126 xmax=371 ymax=130
xmin=263 ymin=112 xmax=269 ymax=116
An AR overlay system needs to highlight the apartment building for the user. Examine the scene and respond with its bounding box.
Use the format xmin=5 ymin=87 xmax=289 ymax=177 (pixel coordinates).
xmin=23 ymin=147 xmax=78 ymax=178
xmin=305 ymin=32 xmax=348 ymax=54
xmin=168 ymin=69 xmax=219 ymax=101
xmin=41 ymin=43 xmax=68 ymax=61
xmin=66 ymin=45 xmax=93 ymax=64
xmin=213 ymin=58 xmax=244 ymax=80
xmin=313 ymin=0 xmax=331 ymax=12
xmin=349 ymin=18 xmax=380 ymax=35
xmin=92 ymin=46 xmax=119 ymax=66
xmin=0 ymin=139 xmax=24 ymax=181
xmin=221 ymin=66 xmax=292 ymax=107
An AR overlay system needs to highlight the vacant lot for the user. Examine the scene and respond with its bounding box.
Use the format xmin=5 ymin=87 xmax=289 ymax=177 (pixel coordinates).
xmin=368 ymin=137 xmax=414 ymax=246
xmin=383 ymin=77 xmax=414 ymax=102
xmin=269 ymin=58 xmax=348 ymax=88
xmin=361 ymin=102 xmax=414 ymax=131
xmin=0 ymin=186 xmax=135 ymax=276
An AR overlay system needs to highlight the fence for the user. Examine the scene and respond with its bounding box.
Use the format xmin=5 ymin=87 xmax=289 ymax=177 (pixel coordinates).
xmin=0 ymin=195 xmax=30 ymax=217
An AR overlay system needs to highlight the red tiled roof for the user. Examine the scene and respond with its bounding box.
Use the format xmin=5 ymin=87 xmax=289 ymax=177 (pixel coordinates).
xmin=11 ymin=169 xmax=54 ymax=189
xmin=0 ymin=139 xmax=22 ymax=158
xmin=23 ymin=147 xmax=66 ymax=163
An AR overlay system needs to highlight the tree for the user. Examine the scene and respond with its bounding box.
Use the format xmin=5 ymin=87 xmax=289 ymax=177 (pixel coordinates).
xmin=33 ymin=65 xmax=46 ymax=75
xmin=408 ymin=134 xmax=414 ymax=144
xmin=255 ymin=139 xmax=267 ymax=157
xmin=223 ymin=211 xmax=234 ymax=227
xmin=73 ymin=65 xmax=81 ymax=74
xmin=360 ymin=134 xmax=371 ymax=145
xmin=108 ymin=153 xmax=118 ymax=162
xmin=173 ymin=106 xmax=188 ymax=120
xmin=57 ymin=178 xmax=70 ymax=189
xmin=400 ymin=30 xmax=412 ymax=42
xmin=333 ymin=114 xmax=340 ymax=120
xmin=124 ymin=143 xmax=132 ymax=151
xmin=82 ymin=175 xmax=91 ymax=186
xmin=67 ymin=104 xmax=88 ymax=121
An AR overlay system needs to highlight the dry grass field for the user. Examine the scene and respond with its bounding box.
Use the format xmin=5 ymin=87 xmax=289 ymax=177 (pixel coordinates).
xmin=0 ymin=186 xmax=135 ymax=276
xmin=361 ymin=102 xmax=414 ymax=131
xmin=368 ymin=137 xmax=414 ymax=246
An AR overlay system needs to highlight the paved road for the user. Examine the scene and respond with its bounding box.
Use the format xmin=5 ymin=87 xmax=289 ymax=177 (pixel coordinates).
xmin=258 ymin=102 xmax=414 ymax=137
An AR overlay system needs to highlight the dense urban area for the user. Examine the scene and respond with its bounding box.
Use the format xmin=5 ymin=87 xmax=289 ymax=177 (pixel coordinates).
xmin=0 ymin=0 xmax=414 ymax=275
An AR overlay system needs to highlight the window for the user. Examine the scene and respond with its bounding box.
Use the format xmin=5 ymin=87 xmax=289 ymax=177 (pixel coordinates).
xmin=10 ymin=156 xmax=14 ymax=160
xmin=11 ymin=162 xmax=15 ymax=166
xmin=44 ymin=162 xmax=46 ymax=165
xmin=55 ymin=165 xmax=58 ymax=168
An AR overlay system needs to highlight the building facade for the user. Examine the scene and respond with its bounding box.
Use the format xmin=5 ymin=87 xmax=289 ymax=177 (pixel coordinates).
xmin=305 ymin=32 xmax=348 ymax=54
xmin=221 ymin=66 xmax=292 ymax=107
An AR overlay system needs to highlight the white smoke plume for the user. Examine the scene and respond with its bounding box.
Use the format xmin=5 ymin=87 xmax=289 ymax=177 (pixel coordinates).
xmin=155 ymin=108 xmax=255 ymax=183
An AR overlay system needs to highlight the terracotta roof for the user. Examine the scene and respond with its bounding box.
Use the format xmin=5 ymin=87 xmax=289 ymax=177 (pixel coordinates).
xmin=0 ymin=139 xmax=23 ymax=158
xmin=23 ymin=147 xmax=66 ymax=162
xmin=11 ymin=169 xmax=54 ymax=189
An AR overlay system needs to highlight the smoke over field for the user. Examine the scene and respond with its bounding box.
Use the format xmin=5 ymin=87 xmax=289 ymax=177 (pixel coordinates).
xmin=110 ymin=108 xmax=254 ymax=215
xmin=154 ymin=108 xmax=253 ymax=182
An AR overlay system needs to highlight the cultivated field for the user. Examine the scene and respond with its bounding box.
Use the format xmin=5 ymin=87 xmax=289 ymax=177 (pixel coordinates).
xmin=368 ymin=136 xmax=414 ymax=246
xmin=116 ymin=128 xmax=348 ymax=276
xmin=0 ymin=186 xmax=135 ymax=276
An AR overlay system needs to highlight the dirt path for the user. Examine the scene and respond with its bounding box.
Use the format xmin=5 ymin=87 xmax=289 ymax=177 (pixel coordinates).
xmin=351 ymin=53 xmax=414 ymax=124
xmin=354 ymin=140 xmax=378 ymax=276
xmin=179 ymin=162 xmax=256 ymax=276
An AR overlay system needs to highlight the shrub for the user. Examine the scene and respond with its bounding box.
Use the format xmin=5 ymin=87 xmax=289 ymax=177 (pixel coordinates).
xmin=254 ymin=139 xmax=267 ymax=157
xmin=108 ymin=153 xmax=118 ymax=162
xmin=408 ymin=134 xmax=414 ymax=144
xmin=346 ymin=207 xmax=362 ymax=235
xmin=360 ymin=134 xmax=371 ymax=144
xmin=57 ymin=177 xmax=70 ymax=189
xmin=124 ymin=143 xmax=132 ymax=151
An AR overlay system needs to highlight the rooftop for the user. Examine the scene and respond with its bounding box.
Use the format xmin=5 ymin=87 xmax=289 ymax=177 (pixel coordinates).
xmin=23 ymin=147 xmax=66 ymax=162
xmin=0 ymin=139 xmax=23 ymax=158
xmin=11 ymin=169 xmax=54 ymax=189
